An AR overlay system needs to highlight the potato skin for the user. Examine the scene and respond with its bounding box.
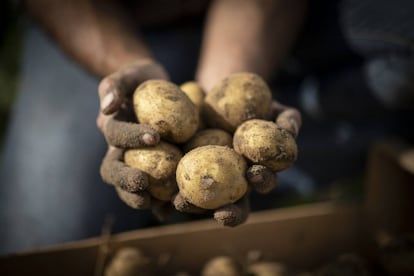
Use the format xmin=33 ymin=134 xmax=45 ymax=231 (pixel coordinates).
xmin=133 ymin=79 xmax=199 ymax=143
xmin=247 ymin=262 xmax=288 ymax=276
xmin=183 ymin=129 xmax=232 ymax=153
xmin=176 ymin=145 xmax=248 ymax=210
xmin=201 ymin=256 xmax=241 ymax=276
xmin=146 ymin=178 xmax=178 ymax=201
xmin=233 ymin=119 xmax=297 ymax=172
xmin=204 ymin=72 xmax=272 ymax=132
xmin=180 ymin=81 xmax=205 ymax=112
xmin=180 ymin=81 xmax=207 ymax=131
xmin=104 ymin=247 xmax=152 ymax=276
xmin=124 ymin=142 xmax=182 ymax=201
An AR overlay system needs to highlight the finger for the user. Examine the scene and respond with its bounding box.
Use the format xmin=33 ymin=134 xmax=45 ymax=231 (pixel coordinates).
xmin=96 ymin=112 xmax=108 ymax=133
xmin=100 ymin=146 xmax=149 ymax=192
xmin=270 ymin=101 xmax=289 ymax=119
xmin=246 ymin=165 xmax=278 ymax=194
xmin=271 ymin=101 xmax=302 ymax=138
xmin=115 ymin=187 xmax=151 ymax=209
xmin=172 ymin=193 xmax=207 ymax=214
xmin=98 ymin=60 xmax=169 ymax=115
xmin=214 ymin=195 xmax=250 ymax=227
xmin=96 ymin=101 xmax=134 ymax=134
xmin=276 ymin=108 xmax=302 ymax=138
xmin=103 ymin=115 xmax=160 ymax=148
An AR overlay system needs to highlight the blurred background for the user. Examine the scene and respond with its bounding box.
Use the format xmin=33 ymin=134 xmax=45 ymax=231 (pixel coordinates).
xmin=0 ymin=0 xmax=414 ymax=255
xmin=0 ymin=1 xmax=21 ymax=151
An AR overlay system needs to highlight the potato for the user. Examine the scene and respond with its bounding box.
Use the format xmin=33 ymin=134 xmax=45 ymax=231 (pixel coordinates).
xmin=124 ymin=142 xmax=182 ymax=201
xmin=180 ymin=81 xmax=205 ymax=112
xmin=133 ymin=79 xmax=199 ymax=143
xmin=183 ymin=129 xmax=232 ymax=153
xmin=146 ymin=178 xmax=178 ymax=201
xmin=233 ymin=119 xmax=297 ymax=172
xmin=247 ymin=262 xmax=288 ymax=276
xmin=176 ymin=145 xmax=248 ymax=210
xmin=104 ymin=247 xmax=152 ymax=276
xmin=204 ymin=72 xmax=272 ymax=132
xmin=201 ymin=256 xmax=241 ymax=276
xmin=181 ymin=81 xmax=207 ymax=131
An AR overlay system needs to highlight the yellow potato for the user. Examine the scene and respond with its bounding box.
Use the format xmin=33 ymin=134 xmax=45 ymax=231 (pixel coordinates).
xmin=180 ymin=81 xmax=207 ymax=131
xmin=176 ymin=145 xmax=248 ymax=210
xmin=124 ymin=142 xmax=182 ymax=201
xmin=204 ymin=72 xmax=272 ymax=132
xmin=247 ymin=262 xmax=288 ymax=276
xmin=233 ymin=119 xmax=297 ymax=172
xmin=147 ymin=178 xmax=178 ymax=201
xmin=104 ymin=247 xmax=152 ymax=276
xmin=183 ymin=129 xmax=232 ymax=153
xmin=201 ymin=256 xmax=241 ymax=276
xmin=133 ymin=79 xmax=199 ymax=143
xmin=180 ymin=81 xmax=205 ymax=112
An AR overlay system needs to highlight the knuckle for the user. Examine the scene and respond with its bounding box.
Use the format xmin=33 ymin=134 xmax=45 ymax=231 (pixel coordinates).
xmin=98 ymin=76 xmax=114 ymax=91
xmin=99 ymin=162 xmax=110 ymax=184
xmin=98 ymin=76 xmax=115 ymax=96
xmin=96 ymin=113 xmax=107 ymax=132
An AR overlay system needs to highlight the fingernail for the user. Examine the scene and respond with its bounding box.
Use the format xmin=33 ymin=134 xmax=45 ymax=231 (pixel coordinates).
xmin=143 ymin=133 xmax=157 ymax=145
xmin=101 ymin=93 xmax=114 ymax=111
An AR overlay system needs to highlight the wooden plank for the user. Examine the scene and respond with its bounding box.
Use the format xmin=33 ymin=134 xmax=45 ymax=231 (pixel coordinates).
xmin=366 ymin=139 xmax=414 ymax=235
xmin=0 ymin=202 xmax=365 ymax=275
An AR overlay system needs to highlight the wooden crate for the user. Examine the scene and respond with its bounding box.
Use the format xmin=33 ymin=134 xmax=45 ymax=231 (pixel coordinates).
xmin=1 ymin=139 xmax=413 ymax=275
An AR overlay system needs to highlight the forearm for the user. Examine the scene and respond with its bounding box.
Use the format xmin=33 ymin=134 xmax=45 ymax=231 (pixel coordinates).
xmin=196 ymin=0 xmax=307 ymax=91
xmin=25 ymin=0 xmax=153 ymax=77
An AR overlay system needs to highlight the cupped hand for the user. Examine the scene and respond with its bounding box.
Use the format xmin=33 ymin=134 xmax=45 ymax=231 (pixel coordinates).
xmin=97 ymin=59 xmax=169 ymax=209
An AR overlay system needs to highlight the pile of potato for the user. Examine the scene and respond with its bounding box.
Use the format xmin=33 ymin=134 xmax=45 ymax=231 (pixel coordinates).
xmin=124 ymin=72 xmax=299 ymax=226
xmin=104 ymin=247 xmax=373 ymax=276
xmin=103 ymin=232 xmax=414 ymax=275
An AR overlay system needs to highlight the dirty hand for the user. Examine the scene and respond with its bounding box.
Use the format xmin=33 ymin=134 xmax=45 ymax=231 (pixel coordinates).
xmin=171 ymin=102 xmax=302 ymax=227
xmin=97 ymin=59 xmax=169 ymax=209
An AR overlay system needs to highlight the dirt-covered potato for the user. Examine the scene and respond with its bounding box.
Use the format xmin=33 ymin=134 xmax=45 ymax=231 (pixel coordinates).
xmin=180 ymin=81 xmax=205 ymax=112
xmin=146 ymin=178 xmax=178 ymax=201
xmin=233 ymin=119 xmax=297 ymax=172
xmin=133 ymin=79 xmax=199 ymax=143
xmin=124 ymin=142 xmax=182 ymax=201
xmin=183 ymin=129 xmax=232 ymax=153
xmin=247 ymin=262 xmax=288 ymax=276
xmin=176 ymin=145 xmax=248 ymax=210
xmin=180 ymin=81 xmax=207 ymax=130
xmin=104 ymin=247 xmax=152 ymax=276
xmin=204 ymin=72 xmax=272 ymax=132
xmin=201 ymin=256 xmax=241 ymax=276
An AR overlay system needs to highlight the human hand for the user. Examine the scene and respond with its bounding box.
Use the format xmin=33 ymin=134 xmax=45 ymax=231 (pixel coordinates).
xmin=97 ymin=59 xmax=170 ymax=209
xmin=214 ymin=103 xmax=301 ymax=227
xmin=172 ymin=191 xmax=250 ymax=227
